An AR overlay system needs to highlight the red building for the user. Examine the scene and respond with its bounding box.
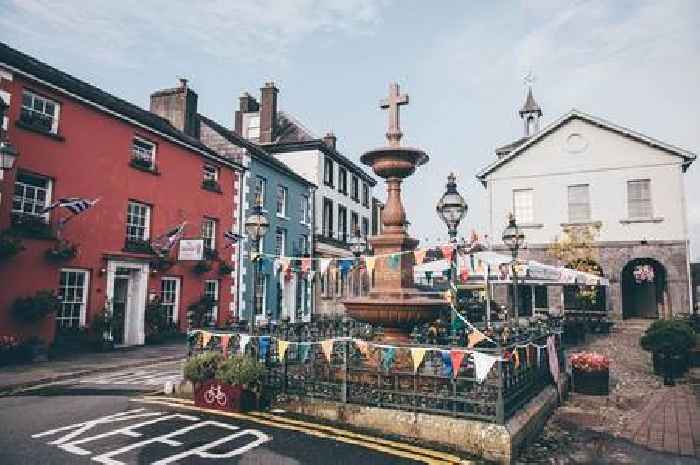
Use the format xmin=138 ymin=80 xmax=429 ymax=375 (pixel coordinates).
xmin=0 ymin=42 xmax=245 ymax=347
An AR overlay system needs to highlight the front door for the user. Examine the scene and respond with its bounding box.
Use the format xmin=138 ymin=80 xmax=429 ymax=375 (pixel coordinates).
xmin=106 ymin=260 xmax=149 ymax=346
xmin=112 ymin=274 xmax=129 ymax=345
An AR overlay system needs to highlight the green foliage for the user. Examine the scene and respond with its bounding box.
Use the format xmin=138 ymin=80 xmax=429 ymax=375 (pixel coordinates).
xmin=12 ymin=290 xmax=59 ymax=322
xmin=193 ymin=260 xmax=212 ymax=274
xmin=215 ymin=355 xmax=265 ymax=387
xmin=188 ymin=296 xmax=215 ymax=328
xmin=640 ymin=319 xmax=695 ymax=355
xmin=10 ymin=213 xmax=55 ymax=239
xmin=45 ymin=240 xmax=78 ymax=262
xmin=183 ymin=351 xmax=224 ymax=384
xmin=0 ymin=230 xmax=24 ymax=260
xmin=145 ymin=298 xmax=178 ymax=343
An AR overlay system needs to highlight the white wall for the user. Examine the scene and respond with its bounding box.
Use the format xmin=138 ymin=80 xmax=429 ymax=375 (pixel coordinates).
xmin=486 ymin=118 xmax=689 ymax=244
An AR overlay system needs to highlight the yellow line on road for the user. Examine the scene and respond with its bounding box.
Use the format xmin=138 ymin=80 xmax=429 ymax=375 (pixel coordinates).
xmin=131 ymin=397 xmax=464 ymax=464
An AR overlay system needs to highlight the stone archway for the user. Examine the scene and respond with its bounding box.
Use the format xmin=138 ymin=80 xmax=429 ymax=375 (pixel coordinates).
xmin=621 ymin=258 xmax=667 ymax=319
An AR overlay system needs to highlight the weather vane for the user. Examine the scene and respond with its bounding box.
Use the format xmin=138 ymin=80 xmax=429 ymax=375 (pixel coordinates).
xmin=523 ymin=70 xmax=535 ymax=87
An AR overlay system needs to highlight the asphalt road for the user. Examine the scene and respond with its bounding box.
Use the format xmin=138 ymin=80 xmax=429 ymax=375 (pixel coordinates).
xmin=0 ymin=367 xmax=472 ymax=465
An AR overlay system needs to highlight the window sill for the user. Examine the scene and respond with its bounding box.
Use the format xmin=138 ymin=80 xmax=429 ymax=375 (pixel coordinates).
xmin=129 ymin=160 xmax=160 ymax=175
xmin=324 ymin=182 xmax=334 ymax=189
xmin=518 ymin=223 xmax=544 ymax=229
xmin=276 ymin=214 xmax=289 ymax=220
xmin=15 ymin=120 xmax=65 ymax=141
xmin=560 ymin=221 xmax=602 ymax=228
xmin=620 ymin=217 xmax=664 ymax=224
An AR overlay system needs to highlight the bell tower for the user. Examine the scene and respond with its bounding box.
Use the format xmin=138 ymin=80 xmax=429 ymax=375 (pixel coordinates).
xmin=520 ymin=85 xmax=542 ymax=137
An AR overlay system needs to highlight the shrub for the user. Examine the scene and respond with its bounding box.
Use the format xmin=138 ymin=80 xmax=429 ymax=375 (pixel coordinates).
xmin=0 ymin=231 xmax=24 ymax=260
xmin=188 ymin=296 xmax=215 ymax=328
xmin=145 ymin=298 xmax=178 ymax=343
xmin=215 ymin=355 xmax=265 ymax=387
xmin=640 ymin=320 xmax=695 ymax=355
xmin=569 ymin=352 xmax=610 ymax=372
xmin=13 ymin=290 xmax=59 ymax=323
xmin=183 ymin=351 xmax=223 ymax=384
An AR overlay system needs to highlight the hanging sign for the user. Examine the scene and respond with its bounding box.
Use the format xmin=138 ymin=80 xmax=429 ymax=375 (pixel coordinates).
xmin=178 ymin=239 xmax=204 ymax=261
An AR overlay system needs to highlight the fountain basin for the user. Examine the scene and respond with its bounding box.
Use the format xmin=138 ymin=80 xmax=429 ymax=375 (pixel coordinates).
xmin=361 ymin=146 xmax=428 ymax=179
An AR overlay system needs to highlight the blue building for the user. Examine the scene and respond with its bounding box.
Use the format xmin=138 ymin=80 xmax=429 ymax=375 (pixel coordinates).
xmin=199 ymin=115 xmax=315 ymax=325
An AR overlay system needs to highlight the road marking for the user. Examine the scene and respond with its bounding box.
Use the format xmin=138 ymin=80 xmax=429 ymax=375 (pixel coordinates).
xmin=150 ymin=397 xmax=469 ymax=465
xmin=132 ymin=397 xmax=470 ymax=465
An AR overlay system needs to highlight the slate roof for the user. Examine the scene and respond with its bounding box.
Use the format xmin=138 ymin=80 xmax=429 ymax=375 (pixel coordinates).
xmin=477 ymin=109 xmax=697 ymax=182
xmin=0 ymin=41 xmax=242 ymax=170
xmin=495 ymin=136 xmax=530 ymax=157
xmin=198 ymin=114 xmax=315 ymax=187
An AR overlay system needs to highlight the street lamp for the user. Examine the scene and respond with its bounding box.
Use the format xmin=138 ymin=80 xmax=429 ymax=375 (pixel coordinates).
xmin=0 ymin=97 xmax=19 ymax=171
xmin=245 ymin=200 xmax=269 ymax=335
xmin=502 ymin=213 xmax=525 ymax=322
xmin=436 ymin=173 xmax=467 ymax=243
xmin=348 ymin=227 xmax=367 ymax=296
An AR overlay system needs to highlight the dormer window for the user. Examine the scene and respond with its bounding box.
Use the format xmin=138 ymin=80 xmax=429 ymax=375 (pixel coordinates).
xmin=20 ymin=90 xmax=60 ymax=134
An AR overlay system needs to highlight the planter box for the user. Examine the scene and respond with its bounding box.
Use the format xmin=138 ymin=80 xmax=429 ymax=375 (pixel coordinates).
xmin=572 ymin=369 xmax=609 ymax=396
xmin=194 ymin=381 xmax=257 ymax=412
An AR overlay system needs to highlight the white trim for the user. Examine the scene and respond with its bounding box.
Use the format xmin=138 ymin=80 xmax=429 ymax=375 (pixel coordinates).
xmin=58 ymin=268 xmax=90 ymax=328
xmin=105 ymin=260 xmax=149 ymax=346
xmin=160 ymin=277 xmax=181 ymax=323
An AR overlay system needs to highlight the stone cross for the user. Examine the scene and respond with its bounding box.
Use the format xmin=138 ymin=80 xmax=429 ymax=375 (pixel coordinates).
xmin=380 ymin=82 xmax=408 ymax=146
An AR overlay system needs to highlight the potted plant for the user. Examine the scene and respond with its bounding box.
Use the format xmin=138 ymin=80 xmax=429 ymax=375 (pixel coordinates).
xmin=89 ymin=304 xmax=115 ymax=351
xmin=45 ymin=239 xmax=78 ymax=262
xmin=570 ymin=352 xmax=610 ymax=395
xmin=187 ymin=296 xmax=215 ymax=329
xmin=641 ymin=320 xmax=695 ymax=384
xmin=10 ymin=213 xmax=54 ymax=239
xmin=0 ymin=231 xmax=24 ymax=261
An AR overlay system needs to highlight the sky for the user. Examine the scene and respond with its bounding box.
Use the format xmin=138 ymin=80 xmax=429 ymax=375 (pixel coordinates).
xmin=1 ymin=0 xmax=699 ymax=257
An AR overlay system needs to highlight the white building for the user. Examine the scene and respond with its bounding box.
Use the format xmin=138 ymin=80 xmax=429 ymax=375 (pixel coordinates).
xmin=476 ymin=88 xmax=696 ymax=319
xmin=234 ymin=83 xmax=378 ymax=315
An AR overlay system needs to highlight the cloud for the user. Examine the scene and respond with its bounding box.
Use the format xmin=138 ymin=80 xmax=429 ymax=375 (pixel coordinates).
xmin=0 ymin=0 xmax=389 ymax=67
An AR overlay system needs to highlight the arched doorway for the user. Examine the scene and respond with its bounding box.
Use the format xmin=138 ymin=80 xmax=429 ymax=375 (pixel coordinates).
xmin=621 ymin=258 xmax=667 ymax=319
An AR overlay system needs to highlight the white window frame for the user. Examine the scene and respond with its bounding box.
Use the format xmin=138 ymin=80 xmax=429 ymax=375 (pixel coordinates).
xmin=160 ymin=277 xmax=181 ymax=323
xmin=351 ymin=211 xmax=359 ymax=235
xmin=627 ymin=179 xmax=652 ymax=219
xmin=126 ymin=201 xmax=151 ymax=241
xmin=204 ymin=279 xmax=219 ymax=325
xmin=203 ymin=164 xmax=219 ymax=182
xmin=361 ymin=217 xmax=369 ymax=237
xmin=351 ymin=175 xmax=359 ymax=202
xmin=254 ymin=176 xmax=267 ymax=209
xmin=132 ymin=136 xmax=156 ymax=168
xmin=298 ymin=234 xmax=308 ymax=255
xmin=567 ymin=184 xmax=591 ymax=223
xmin=201 ymin=217 xmax=217 ymax=251
xmin=512 ymin=189 xmax=534 ymax=224
xmin=300 ymin=195 xmax=310 ymax=225
xmin=12 ymin=172 xmax=52 ymax=220
xmin=324 ymin=157 xmax=334 ymax=187
xmin=362 ymin=183 xmax=370 ymax=207
xmin=276 ymin=185 xmax=287 ymax=217
xmin=275 ymin=227 xmax=286 ymax=257
xmin=57 ymin=268 xmax=89 ymax=328
xmin=21 ymin=89 xmax=60 ymax=134
xmin=338 ymin=205 xmax=347 ymax=242
xmin=338 ymin=167 xmax=347 ymax=194
xmin=255 ymin=274 xmax=267 ymax=316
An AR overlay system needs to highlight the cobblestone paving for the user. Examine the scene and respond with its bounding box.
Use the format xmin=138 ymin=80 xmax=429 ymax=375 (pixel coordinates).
xmin=516 ymin=319 xmax=700 ymax=465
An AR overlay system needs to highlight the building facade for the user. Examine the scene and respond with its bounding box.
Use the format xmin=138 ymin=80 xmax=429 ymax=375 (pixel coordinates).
xmin=197 ymin=115 xmax=315 ymax=326
xmin=233 ymin=83 xmax=378 ymax=315
xmin=477 ymin=89 xmax=696 ymax=319
xmin=0 ymin=43 xmax=245 ymax=346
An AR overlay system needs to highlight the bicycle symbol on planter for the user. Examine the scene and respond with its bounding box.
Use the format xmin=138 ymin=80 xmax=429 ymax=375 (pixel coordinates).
xmin=203 ymin=384 xmax=228 ymax=407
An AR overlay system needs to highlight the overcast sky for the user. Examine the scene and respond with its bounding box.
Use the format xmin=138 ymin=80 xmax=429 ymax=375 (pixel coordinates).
xmin=2 ymin=0 xmax=698 ymax=258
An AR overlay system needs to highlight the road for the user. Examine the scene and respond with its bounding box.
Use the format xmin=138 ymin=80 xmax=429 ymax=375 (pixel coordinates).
xmin=0 ymin=362 xmax=477 ymax=465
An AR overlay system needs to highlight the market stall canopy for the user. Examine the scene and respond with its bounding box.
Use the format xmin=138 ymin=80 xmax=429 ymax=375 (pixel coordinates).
xmin=414 ymin=251 xmax=609 ymax=286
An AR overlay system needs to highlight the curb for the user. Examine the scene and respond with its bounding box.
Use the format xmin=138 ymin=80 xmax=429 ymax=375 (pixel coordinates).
xmin=0 ymin=355 xmax=184 ymax=396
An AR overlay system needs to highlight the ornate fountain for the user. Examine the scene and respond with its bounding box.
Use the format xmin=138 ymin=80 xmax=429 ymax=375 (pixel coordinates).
xmin=343 ymin=83 xmax=448 ymax=342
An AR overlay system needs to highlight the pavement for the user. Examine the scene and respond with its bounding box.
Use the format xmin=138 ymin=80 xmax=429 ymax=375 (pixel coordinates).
xmin=0 ymin=365 xmax=480 ymax=465
xmin=0 ymin=341 xmax=185 ymax=395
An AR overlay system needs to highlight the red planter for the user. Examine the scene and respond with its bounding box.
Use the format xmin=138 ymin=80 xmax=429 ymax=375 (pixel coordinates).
xmin=194 ymin=381 xmax=258 ymax=412
xmin=572 ymin=369 xmax=609 ymax=395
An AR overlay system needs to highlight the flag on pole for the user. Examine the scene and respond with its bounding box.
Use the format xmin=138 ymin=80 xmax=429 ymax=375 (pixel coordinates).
xmin=40 ymin=197 xmax=100 ymax=215
xmin=223 ymin=230 xmax=241 ymax=248
xmin=151 ymin=222 xmax=186 ymax=256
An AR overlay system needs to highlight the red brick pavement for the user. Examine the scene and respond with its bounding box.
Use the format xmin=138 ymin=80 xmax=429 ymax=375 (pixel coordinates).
xmin=624 ymin=385 xmax=699 ymax=458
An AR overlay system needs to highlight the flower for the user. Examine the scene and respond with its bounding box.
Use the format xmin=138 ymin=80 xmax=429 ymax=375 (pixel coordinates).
xmin=569 ymin=352 xmax=610 ymax=372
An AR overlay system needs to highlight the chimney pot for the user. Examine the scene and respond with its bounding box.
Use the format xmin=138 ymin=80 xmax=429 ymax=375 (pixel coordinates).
xmin=259 ymin=82 xmax=279 ymax=144
xmin=323 ymin=132 xmax=337 ymax=150
xmin=150 ymin=79 xmax=199 ymax=138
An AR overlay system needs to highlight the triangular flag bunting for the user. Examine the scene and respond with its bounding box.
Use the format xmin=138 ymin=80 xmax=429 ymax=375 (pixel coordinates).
xmin=450 ymin=350 xmax=467 ymax=378
xmin=472 ymin=352 xmax=499 ymax=383
xmin=259 ymin=336 xmax=270 ymax=360
xmin=277 ymin=340 xmax=290 ymax=360
xmin=467 ymin=329 xmax=487 ymax=348
xmin=381 ymin=347 xmax=396 ymax=372
xmin=220 ymin=335 xmax=231 ymax=358
xmin=301 ymin=258 xmax=311 ymax=273
xmin=414 ymin=249 xmax=427 ymax=265
xmin=201 ymin=331 xmax=212 ymax=349
xmin=440 ymin=350 xmax=452 ymax=377
xmin=513 ymin=349 xmax=520 ymax=369
xmin=440 ymin=245 xmax=454 ymax=261
xmin=320 ymin=258 xmax=332 ymax=274
xmin=411 ymin=348 xmax=428 ymax=373
xmin=365 ymin=257 xmax=377 ymax=275
xmin=354 ymin=339 xmax=369 ymax=357
xmin=298 ymin=342 xmax=311 ymax=362
xmin=238 ymin=334 xmax=251 ymax=354
xmin=321 ymin=339 xmax=335 ymax=363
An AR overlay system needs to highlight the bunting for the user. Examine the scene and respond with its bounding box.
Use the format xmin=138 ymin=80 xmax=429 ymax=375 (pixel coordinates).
xmin=301 ymin=258 xmax=311 ymax=273
xmin=513 ymin=349 xmax=520 ymax=369
xmin=220 ymin=335 xmax=231 ymax=357
xmin=259 ymin=336 xmax=270 ymax=360
xmin=321 ymin=339 xmax=335 ymax=363
xmin=319 ymin=258 xmax=332 ymax=274
xmin=472 ymin=352 xmax=499 ymax=383
xmin=381 ymin=347 xmax=396 ymax=372
xmin=414 ymin=249 xmax=427 ymax=265
xmin=387 ymin=254 xmax=401 ymax=271
xmin=440 ymin=245 xmax=454 ymax=261
xmin=467 ymin=329 xmax=487 ymax=348
xmin=440 ymin=351 xmax=452 ymax=377
xmin=355 ymin=339 xmax=369 ymax=357
xmin=338 ymin=259 xmax=353 ymax=275
xmin=365 ymin=257 xmax=377 ymax=275
xmin=201 ymin=332 xmax=212 ymax=348
xmin=450 ymin=350 xmax=467 ymax=378
xmin=410 ymin=348 xmax=428 ymax=373
xmin=546 ymin=335 xmax=560 ymax=384
xmin=277 ymin=340 xmax=291 ymax=360
xmin=298 ymin=342 xmax=312 ymax=362
xmin=279 ymin=258 xmax=290 ymax=275
xmin=239 ymin=334 xmax=251 ymax=354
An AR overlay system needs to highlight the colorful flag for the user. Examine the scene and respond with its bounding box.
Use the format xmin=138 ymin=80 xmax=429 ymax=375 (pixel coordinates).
xmin=467 ymin=329 xmax=487 ymax=348
xmin=301 ymin=258 xmax=311 ymax=273
xmin=354 ymin=339 xmax=369 ymax=357
xmin=298 ymin=342 xmax=312 ymax=362
xmin=411 ymin=348 xmax=428 ymax=373
xmin=220 ymin=335 xmax=231 ymax=357
xmin=440 ymin=350 xmax=452 ymax=377
xmin=440 ymin=245 xmax=454 ymax=261
xmin=279 ymin=257 xmax=290 ymax=274
xmin=201 ymin=331 xmax=212 ymax=349
xmin=338 ymin=259 xmax=353 ymax=275
xmin=381 ymin=347 xmax=396 ymax=372
xmin=259 ymin=336 xmax=270 ymax=360
xmin=472 ymin=352 xmax=499 ymax=383
xmin=277 ymin=340 xmax=290 ymax=360
xmin=238 ymin=334 xmax=251 ymax=354
xmin=450 ymin=350 xmax=467 ymax=378
xmin=40 ymin=197 xmax=100 ymax=215
xmin=414 ymin=249 xmax=427 ymax=265
xmin=387 ymin=254 xmax=401 ymax=271
xmin=513 ymin=349 xmax=520 ymax=369
xmin=151 ymin=222 xmax=186 ymax=256
xmin=319 ymin=258 xmax=332 ymax=274
xmin=547 ymin=336 xmax=560 ymax=384
xmin=365 ymin=257 xmax=377 ymax=275
xmin=321 ymin=339 xmax=335 ymax=363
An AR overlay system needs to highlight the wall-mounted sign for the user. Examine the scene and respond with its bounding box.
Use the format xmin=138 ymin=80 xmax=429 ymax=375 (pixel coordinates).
xmin=178 ymin=239 xmax=204 ymax=261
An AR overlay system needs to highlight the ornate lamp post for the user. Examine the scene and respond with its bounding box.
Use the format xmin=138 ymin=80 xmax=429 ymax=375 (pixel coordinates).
xmin=502 ymin=214 xmax=525 ymax=322
xmin=244 ymin=200 xmax=269 ymax=335
xmin=0 ymin=98 xmax=19 ymax=171
xmin=436 ymin=173 xmax=467 ymax=243
xmin=348 ymin=227 xmax=367 ymax=296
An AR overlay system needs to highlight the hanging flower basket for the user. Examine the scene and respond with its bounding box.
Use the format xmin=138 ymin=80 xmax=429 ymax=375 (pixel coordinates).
xmin=193 ymin=260 xmax=212 ymax=274
xmin=0 ymin=231 xmax=24 ymax=261
xmin=218 ymin=262 xmax=234 ymax=276
xmin=633 ymin=264 xmax=654 ymax=283
xmin=45 ymin=240 xmax=78 ymax=262
xmin=570 ymin=352 xmax=610 ymax=395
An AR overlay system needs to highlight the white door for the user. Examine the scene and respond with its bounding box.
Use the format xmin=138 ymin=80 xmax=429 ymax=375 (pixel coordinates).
xmin=106 ymin=260 xmax=149 ymax=346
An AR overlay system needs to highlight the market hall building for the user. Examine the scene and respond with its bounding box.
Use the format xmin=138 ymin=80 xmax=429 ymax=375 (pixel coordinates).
xmin=477 ymin=87 xmax=696 ymax=319
xmin=0 ymin=42 xmax=245 ymax=346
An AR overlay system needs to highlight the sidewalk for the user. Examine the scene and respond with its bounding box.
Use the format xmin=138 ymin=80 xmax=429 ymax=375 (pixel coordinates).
xmin=0 ymin=341 xmax=186 ymax=393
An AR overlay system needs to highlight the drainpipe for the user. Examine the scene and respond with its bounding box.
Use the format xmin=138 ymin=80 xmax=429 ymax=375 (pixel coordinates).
xmin=310 ymin=185 xmax=317 ymax=321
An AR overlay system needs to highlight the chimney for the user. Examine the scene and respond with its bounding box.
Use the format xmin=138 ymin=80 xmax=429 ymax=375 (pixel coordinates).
xmin=259 ymin=81 xmax=278 ymax=144
xmin=323 ymin=132 xmax=337 ymax=150
xmin=234 ymin=92 xmax=259 ymax=136
xmin=150 ymin=78 xmax=199 ymax=138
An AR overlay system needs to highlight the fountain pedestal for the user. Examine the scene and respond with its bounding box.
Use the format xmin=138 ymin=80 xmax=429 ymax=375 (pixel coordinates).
xmin=342 ymin=83 xmax=447 ymax=342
